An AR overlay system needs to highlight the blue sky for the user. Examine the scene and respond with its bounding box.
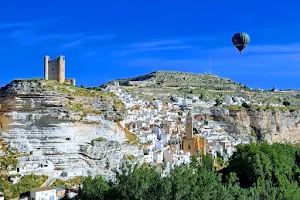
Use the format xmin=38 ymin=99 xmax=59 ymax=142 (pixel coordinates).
xmin=1 ymin=0 xmax=300 ymax=89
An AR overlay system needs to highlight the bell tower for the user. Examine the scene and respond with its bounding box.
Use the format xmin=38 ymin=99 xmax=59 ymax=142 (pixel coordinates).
xmin=182 ymin=111 xmax=195 ymax=155
xmin=185 ymin=111 xmax=193 ymax=139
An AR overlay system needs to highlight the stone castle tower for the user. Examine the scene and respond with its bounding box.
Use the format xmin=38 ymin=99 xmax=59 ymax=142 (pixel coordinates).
xmin=182 ymin=111 xmax=195 ymax=155
xmin=44 ymin=55 xmax=75 ymax=85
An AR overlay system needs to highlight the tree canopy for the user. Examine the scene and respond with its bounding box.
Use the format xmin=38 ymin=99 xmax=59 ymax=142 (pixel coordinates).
xmin=77 ymin=142 xmax=300 ymax=200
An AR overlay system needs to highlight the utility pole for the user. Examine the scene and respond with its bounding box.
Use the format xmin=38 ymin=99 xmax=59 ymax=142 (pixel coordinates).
xmin=209 ymin=56 xmax=212 ymax=74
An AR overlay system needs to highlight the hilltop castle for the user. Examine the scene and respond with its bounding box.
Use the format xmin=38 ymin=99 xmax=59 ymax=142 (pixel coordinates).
xmin=43 ymin=55 xmax=76 ymax=86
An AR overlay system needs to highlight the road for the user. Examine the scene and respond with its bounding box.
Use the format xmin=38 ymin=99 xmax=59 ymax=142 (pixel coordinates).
xmin=40 ymin=177 xmax=57 ymax=187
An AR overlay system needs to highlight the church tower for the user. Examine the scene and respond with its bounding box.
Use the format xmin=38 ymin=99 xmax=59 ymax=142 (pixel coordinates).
xmin=182 ymin=111 xmax=195 ymax=155
xmin=185 ymin=111 xmax=193 ymax=139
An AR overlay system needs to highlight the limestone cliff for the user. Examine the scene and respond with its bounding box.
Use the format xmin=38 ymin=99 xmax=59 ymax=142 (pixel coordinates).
xmin=228 ymin=109 xmax=300 ymax=144
xmin=193 ymin=107 xmax=300 ymax=144
xmin=0 ymin=79 xmax=143 ymax=177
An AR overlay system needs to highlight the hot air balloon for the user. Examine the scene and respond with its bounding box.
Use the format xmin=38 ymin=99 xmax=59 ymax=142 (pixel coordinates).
xmin=232 ymin=32 xmax=250 ymax=54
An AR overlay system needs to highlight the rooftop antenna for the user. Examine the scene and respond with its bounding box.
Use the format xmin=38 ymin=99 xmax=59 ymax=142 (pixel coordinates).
xmin=209 ymin=56 xmax=212 ymax=74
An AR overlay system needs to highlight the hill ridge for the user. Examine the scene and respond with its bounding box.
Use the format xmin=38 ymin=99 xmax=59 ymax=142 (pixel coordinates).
xmin=101 ymin=70 xmax=243 ymax=91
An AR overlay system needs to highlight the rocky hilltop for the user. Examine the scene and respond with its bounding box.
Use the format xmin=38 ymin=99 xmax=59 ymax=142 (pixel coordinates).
xmin=103 ymin=71 xmax=245 ymax=91
xmin=104 ymin=71 xmax=300 ymax=144
xmin=0 ymin=79 xmax=143 ymax=177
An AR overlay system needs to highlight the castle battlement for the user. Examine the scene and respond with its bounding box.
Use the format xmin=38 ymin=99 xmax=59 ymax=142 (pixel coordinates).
xmin=44 ymin=55 xmax=75 ymax=86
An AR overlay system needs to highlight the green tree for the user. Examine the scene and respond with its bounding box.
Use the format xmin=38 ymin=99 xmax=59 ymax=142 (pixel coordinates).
xmin=271 ymin=86 xmax=276 ymax=91
xmin=167 ymin=157 xmax=231 ymax=200
xmin=78 ymin=175 xmax=110 ymax=200
xmin=241 ymin=102 xmax=250 ymax=109
xmin=199 ymin=93 xmax=203 ymax=100
xmin=282 ymin=101 xmax=291 ymax=106
xmin=77 ymin=142 xmax=300 ymax=200
xmin=214 ymin=98 xmax=222 ymax=106
xmin=110 ymin=163 xmax=166 ymax=200
xmin=227 ymin=142 xmax=300 ymax=189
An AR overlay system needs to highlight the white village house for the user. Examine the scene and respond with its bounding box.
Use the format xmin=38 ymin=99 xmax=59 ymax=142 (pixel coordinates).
xmin=30 ymin=186 xmax=57 ymax=200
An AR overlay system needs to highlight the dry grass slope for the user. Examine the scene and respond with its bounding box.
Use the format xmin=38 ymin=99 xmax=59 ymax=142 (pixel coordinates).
xmin=104 ymin=71 xmax=245 ymax=91
xmin=104 ymin=71 xmax=300 ymax=108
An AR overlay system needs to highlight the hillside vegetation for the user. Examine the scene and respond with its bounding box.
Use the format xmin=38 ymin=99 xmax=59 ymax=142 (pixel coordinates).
xmin=0 ymin=174 xmax=48 ymax=199
xmin=2 ymin=78 xmax=117 ymax=98
xmin=103 ymin=71 xmax=245 ymax=91
xmin=77 ymin=142 xmax=300 ymax=200
xmin=103 ymin=71 xmax=300 ymax=107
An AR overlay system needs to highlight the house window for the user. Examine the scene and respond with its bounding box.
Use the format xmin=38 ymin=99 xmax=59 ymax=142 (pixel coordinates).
xmin=188 ymin=145 xmax=191 ymax=149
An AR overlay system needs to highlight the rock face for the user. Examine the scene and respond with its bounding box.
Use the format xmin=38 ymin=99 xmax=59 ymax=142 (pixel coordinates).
xmin=0 ymin=79 xmax=143 ymax=177
xmin=193 ymin=108 xmax=230 ymax=117
xmin=193 ymin=107 xmax=300 ymax=144
xmin=228 ymin=110 xmax=300 ymax=144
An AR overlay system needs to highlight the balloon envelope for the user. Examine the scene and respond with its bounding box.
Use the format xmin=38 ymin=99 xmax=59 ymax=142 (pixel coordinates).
xmin=232 ymin=32 xmax=250 ymax=54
